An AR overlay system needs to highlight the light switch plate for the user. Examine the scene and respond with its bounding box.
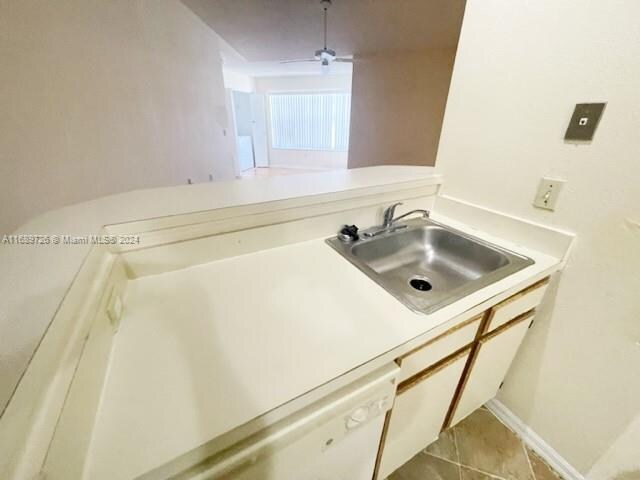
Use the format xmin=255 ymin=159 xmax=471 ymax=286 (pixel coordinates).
xmin=564 ymin=103 xmax=606 ymax=141
xmin=533 ymin=178 xmax=565 ymax=211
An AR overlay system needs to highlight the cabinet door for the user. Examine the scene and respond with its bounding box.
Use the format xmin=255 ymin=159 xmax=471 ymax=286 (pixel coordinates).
xmin=378 ymin=351 xmax=469 ymax=479
xmin=450 ymin=312 xmax=533 ymax=426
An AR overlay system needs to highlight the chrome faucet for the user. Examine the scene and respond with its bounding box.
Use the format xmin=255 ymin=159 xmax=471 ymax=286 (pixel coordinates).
xmin=382 ymin=202 xmax=403 ymax=228
xmin=383 ymin=202 xmax=430 ymax=227
xmin=363 ymin=203 xmax=430 ymax=238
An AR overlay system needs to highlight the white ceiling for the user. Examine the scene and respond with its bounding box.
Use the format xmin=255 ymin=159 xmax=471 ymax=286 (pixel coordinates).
xmin=217 ymin=35 xmax=353 ymax=77
xmin=224 ymin=59 xmax=353 ymax=77
xmin=184 ymin=0 xmax=466 ymax=63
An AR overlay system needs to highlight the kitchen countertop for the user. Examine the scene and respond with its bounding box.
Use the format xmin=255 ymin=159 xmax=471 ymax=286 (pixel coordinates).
xmin=0 ymin=166 xmax=442 ymax=414
xmin=83 ymin=217 xmax=562 ymax=479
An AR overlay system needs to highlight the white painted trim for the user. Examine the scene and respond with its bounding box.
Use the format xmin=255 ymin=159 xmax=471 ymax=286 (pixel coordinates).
xmin=224 ymin=88 xmax=242 ymax=179
xmin=486 ymin=399 xmax=585 ymax=480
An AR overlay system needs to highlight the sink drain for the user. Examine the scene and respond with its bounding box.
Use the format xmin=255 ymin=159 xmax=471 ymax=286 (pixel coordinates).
xmin=409 ymin=276 xmax=432 ymax=292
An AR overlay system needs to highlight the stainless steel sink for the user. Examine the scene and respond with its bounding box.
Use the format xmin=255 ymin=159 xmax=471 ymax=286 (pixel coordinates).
xmin=326 ymin=218 xmax=533 ymax=314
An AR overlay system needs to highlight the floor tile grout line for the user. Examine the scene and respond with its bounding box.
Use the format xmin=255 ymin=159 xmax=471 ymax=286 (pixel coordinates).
xmin=423 ymin=452 xmax=506 ymax=480
xmin=451 ymin=409 xmax=529 ymax=480
xmin=527 ymin=449 xmax=565 ymax=480
xmin=423 ymin=451 xmax=460 ymax=465
xmin=401 ymin=408 xmax=563 ymax=480
xmin=522 ymin=439 xmax=537 ymax=480
xmin=486 ymin=406 xmax=562 ymax=480
xmin=452 ymin=428 xmax=462 ymax=480
xmin=459 ymin=463 xmax=508 ymax=480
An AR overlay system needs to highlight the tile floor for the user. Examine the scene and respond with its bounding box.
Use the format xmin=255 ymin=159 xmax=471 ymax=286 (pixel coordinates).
xmin=388 ymin=407 xmax=562 ymax=480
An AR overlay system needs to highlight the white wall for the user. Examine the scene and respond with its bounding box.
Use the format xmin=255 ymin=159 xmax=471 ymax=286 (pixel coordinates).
xmin=254 ymin=75 xmax=352 ymax=170
xmin=0 ymin=0 xmax=236 ymax=234
xmin=348 ymin=49 xmax=455 ymax=169
xmin=218 ymin=34 xmax=256 ymax=93
xmin=255 ymin=75 xmax=351 ymax=93
xmin=223 ymin=69 xmax=255 ymax=93
xmin=260 ymin=148 xmax=347 ymax=171
xmin=436 ymin=1 xmax=640 ymax=478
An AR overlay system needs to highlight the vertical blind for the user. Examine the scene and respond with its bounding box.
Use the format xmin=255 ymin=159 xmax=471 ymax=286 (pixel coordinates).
xmin=269 ymin=93 xmax=351 ymax=152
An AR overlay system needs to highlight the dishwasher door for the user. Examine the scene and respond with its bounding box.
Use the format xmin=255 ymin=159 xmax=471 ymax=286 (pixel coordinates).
xmin=189 ymin=363 xmax=399 ymax=480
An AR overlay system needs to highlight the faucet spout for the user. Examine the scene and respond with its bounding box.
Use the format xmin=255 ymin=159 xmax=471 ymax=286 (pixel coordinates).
xmin=391 ymin=209 xmax=430 ymax=224
xmin=363 ymin=203 xmax=431 ymax=238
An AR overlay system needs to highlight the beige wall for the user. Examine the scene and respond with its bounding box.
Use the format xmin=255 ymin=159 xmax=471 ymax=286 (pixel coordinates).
xmin=219 ymin=36 xmax=255 ymax=93
xmin=0 ymin=0 xmax=236 ymax=234
xmin=348 ymin=49 xmax=455 ymax=169
xmin=436 ymin=1 xmax=640 ymax=478
xmin=255 ymin=75 xmax=352 ymax=170
xmin=223 ymin=69 xmax=255 ymax=93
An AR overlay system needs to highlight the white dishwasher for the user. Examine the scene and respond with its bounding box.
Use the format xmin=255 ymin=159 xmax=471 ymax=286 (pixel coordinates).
xmin=186 ymin=363 xmax=399 ymax=480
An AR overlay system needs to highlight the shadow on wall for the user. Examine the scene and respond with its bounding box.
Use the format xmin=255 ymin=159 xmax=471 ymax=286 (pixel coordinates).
xmin=497 ymin=272 xmax=561 ymax=425
xmin=1 ymin=0 xmax=235 ymax=235
xmin=614 ymin=472 xmax=640 ymax=480
xmin=499 ymin=269 xmax=640 ymax=479
xmin=347 ymin=49 xmax=457 ymax=169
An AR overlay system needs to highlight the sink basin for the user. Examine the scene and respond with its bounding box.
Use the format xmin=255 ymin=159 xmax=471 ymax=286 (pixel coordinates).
xmin=326 ymin=218 xmax=533 ymax=314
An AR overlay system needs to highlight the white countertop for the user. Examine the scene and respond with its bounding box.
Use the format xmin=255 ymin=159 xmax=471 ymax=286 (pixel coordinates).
xmin=84 ymin=218 xmax=561 ymax=479
xmin=0 ymin=166 xmax=442 ymax=414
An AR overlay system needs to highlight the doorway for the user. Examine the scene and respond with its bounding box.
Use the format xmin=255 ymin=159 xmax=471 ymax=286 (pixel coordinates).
xmin=230 ymin=90 xmax=269 ymax=173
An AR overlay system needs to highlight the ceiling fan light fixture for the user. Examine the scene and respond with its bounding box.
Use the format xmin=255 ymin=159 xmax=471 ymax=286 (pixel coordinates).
xmin=321 ymin=59 xmax=330 ymax=75
xmin=315 ymin=48 xmax=336 ymax=61
xmin=280 ymin=0 xmax=351 ymax=73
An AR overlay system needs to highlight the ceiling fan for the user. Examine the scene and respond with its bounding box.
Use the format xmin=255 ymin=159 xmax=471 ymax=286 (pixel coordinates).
xmin=280 ymin=0 xmax=353 ymax=72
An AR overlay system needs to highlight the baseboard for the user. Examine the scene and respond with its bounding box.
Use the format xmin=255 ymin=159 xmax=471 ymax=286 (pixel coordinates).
xmin=485 ymin=399 xmax=585 ymax=480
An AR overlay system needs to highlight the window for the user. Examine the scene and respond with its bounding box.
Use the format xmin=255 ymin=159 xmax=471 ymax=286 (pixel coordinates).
xmin=269 ymin=92 xmax=351 ymax=152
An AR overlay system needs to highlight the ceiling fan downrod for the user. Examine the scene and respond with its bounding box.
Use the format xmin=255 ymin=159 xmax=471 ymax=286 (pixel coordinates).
xmin=322 ymin=0 xmax=330 ymax=50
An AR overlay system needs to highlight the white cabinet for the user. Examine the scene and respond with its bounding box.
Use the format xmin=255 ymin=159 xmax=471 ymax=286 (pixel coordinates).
xmin=397 ymin=315 xmax=481 ymax=383
xmin=378 ymin=350 xmax=470 ymax=479
xmin=450 ymin=311 xmax=534 ymax=426
xmin=374 ymin=278 xmax=549 ymax=479
xmin=486 ymin=278 xmax=548 ymax=332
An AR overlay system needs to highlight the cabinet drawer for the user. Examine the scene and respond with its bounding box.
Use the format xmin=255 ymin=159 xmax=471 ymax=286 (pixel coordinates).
xmin=487 ymin=278 xmax=548 ymax=332
xmin=397 ymin=315 xmax=482 ymax=383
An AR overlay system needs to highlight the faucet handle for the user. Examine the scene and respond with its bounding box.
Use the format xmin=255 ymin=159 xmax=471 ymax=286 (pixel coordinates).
xmin=383 ymin=202 xmax=403 ymax=226
xmin=338 ymin=224 xmax=360 ymax=243
xmin=385 ymin=202 xmax=403 ymax=214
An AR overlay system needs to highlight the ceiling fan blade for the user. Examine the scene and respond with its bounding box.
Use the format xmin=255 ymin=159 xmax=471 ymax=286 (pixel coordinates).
xmin=280 ymin=59 xmax=318 ymax=64
xmin=334 ymin=58 xmax=353 ymax=63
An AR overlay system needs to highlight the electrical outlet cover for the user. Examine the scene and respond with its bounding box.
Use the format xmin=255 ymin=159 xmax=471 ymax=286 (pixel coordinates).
xmin=533 ymin=178 xmax=565 ymax=211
